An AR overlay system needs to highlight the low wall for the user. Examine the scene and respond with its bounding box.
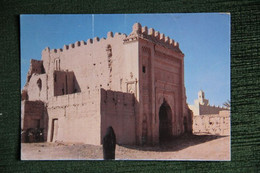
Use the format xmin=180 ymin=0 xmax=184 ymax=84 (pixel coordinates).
xmin=48 ymin=89 xmax=100 ymax=108
xmin=21 ymin=100 xmax=47 ymax=142
xmin=193 ymin=110 xmax=230 ymax=136
xmin=46 ymin=89 xmax=136 ymax=145
xmin=47 ymin=90 xmax=101 ymax=145
xmin=199 ymin=104 xmax=227 ymax=115
xmin=101 ymin=89 xmax=136 ymax=145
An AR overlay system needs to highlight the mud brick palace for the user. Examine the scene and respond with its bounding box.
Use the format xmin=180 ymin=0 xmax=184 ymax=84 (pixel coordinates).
xmin=21 ymin=23 xmax=193 ymax=145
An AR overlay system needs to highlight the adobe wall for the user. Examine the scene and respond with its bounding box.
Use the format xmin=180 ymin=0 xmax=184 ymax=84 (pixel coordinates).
xmin=153 ymin=44 xmax=184 ymax=137
xmin=21 ymin=100 xmax=47 ymax=142
xmin=183 ymin=102 xmax=193 ymax=133
xmin=26 ymin=59 xmax=45 ymax=83
xmin=100 ymin=89 xmax=136 ymax=145
xmin=193 ymin=110 xmax=230 ymax=136
xmin=188 ymin=104 xmax=199 ymax=115
xmin=123 ymin=23 xmax=188 ymax=144
xmin=41 ymin=31 xmax=140 ymax=100
xmin=47 ymin=89 xmax=101 ymax=145
xmin=26 ymin=74 xmax=47 ymax=101
xmin=188 ymin=90 xmax=228 ymax=116
xmin=53 ymin=71 xmax=76 ymax=96
xmin=199 ymin=104 xmax=227 ymax=115
xmin=21 ymin=101 xmax=45 ymax=129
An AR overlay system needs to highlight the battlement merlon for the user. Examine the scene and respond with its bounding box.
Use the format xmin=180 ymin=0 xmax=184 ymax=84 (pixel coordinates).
xmin=39 ymin=30 xmax=129 ymax=73
xmin=44 ymin=31 xmax=127 ymax=54
xmin=41 ymin=23 xmax=182 ymax=56
xmin=124 ymin=23 xmax=183 ymax=55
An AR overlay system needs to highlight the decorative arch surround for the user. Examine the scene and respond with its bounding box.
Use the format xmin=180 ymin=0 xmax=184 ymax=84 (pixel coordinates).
xmin=155 ymin=91 xmax=177 ymax=144
xmin=157 ymin=94 xmax=175 ymax=122
xmin=158 ymin=99 xmax=173 ymax=142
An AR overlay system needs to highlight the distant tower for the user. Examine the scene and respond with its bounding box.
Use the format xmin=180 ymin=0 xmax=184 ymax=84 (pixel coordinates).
xmin=197 ymin=90 xmax=209 ymax=105
xmin=189 ymin=90 xmax=227 ymax=116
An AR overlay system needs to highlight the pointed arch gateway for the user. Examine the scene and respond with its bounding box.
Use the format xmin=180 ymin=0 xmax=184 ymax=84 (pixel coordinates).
xmin=159 ymin=100 xmax=173 ymax=142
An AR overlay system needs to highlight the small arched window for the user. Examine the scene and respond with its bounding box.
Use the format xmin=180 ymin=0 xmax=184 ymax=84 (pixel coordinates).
xmin=55 ymin=59 xmax=60 ymax=70
xmin=37 ymin=78 xmax=42 ymax=91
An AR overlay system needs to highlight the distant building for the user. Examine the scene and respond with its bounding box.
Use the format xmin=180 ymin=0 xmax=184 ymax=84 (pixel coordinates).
xmin=188 ymin=90 xmax=227 ymax=115
xmin=21 ymin=23 xmax=192 ymax=145
xmin=189 ymin=90 xmax=230 ymax=135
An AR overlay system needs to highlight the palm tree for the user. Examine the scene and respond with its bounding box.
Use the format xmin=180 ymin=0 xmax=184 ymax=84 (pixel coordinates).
xmin=223 ymin=100 xmax=230 ymax=109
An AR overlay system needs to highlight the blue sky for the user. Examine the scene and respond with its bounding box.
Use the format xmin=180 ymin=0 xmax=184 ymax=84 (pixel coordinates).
xmin=20 ymin=14 xmax=230 ymax=106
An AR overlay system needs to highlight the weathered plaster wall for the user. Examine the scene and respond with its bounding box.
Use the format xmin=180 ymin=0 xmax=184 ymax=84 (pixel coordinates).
xmin=199 ymin=104 xmax=227 ymax=115
xmin=21 ymin=101 xmax=45 ymax=129
xmin=124 ymin=23 xmax=188 ymax=144
xmin=53 ymin=71 xmax=76 ymax=96
xmin=139 ymin=41 xmax=154 ymax=144
xmin=153 ymin=46 xmax=183 ymax=137
xmin=189 ymin=105 xmax=199 ymax=115
xmin=42 ymin=32 xmax=139 ymax=99
xmin=47 ymin=89 xmax=101 ymax=145
xmin=21 ymin=100 xmax=47 ymax=142
xmin=189 ymin=101 xmax=228 ymax=115
xmin=26 ymin=74 xmax=47 ymax=101
xmin=26 ymin=59 xmax=45 ymax=83
xmin=100 ymin=89 xmax=136 ymax=145
xmin=193 ymin=110 xmax=230 ymax=136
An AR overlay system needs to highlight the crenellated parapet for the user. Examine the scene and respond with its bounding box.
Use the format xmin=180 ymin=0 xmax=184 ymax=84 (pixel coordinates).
xmin=124 ymin=23 xmax=182 ymax=53
xmin=48 ymin=31 xmax=127 ymax=54
xmin=45 ymin=22 xmax=181 ymax=56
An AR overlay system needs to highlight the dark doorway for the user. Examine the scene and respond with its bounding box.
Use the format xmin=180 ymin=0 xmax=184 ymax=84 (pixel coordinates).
xmin=159 ymin=101 xmax=172 ymax=142
xmin=51 ymin=119 xmax=58 ymax=142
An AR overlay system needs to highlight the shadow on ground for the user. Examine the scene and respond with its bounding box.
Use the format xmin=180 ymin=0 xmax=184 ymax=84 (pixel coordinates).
xmin=118 ymin=134 xmax=228 ymax=152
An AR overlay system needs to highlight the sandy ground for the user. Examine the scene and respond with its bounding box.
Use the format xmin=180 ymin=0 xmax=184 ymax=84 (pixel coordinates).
xmin=21 ymin=134 xmax=230 ymax=161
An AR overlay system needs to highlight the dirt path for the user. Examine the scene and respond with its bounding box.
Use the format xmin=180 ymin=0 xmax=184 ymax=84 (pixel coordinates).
xmin=21 ymin=135 xmax=230 ymax=161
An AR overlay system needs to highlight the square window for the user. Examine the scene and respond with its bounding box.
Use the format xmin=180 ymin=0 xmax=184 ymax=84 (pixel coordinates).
xmin=142 ymin=66 xmax=146 ymax=73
